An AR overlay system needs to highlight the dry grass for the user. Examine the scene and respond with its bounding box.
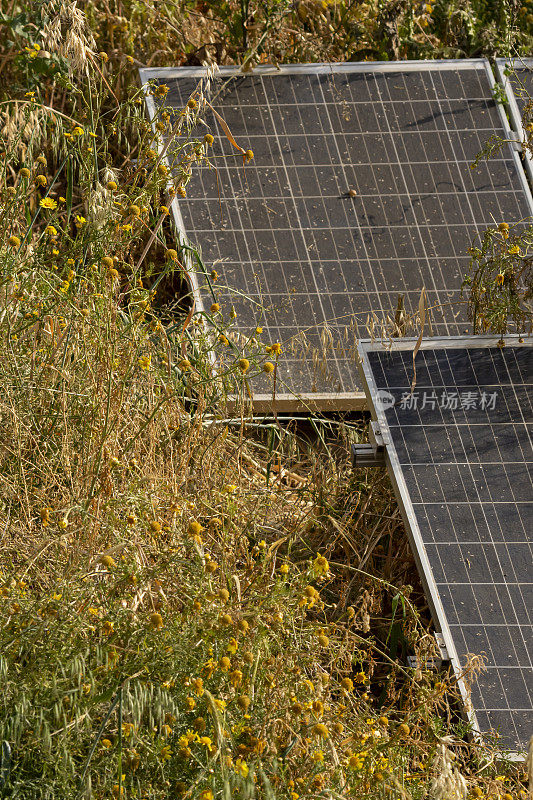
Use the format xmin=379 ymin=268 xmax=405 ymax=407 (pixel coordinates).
xmin=0 ymin=1 xmax=532 ymax=798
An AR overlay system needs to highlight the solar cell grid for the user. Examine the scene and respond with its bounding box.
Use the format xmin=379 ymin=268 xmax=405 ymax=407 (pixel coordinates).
xmin=359 ymin=337 xmax=533 ymax=752
xmin=141 ymin=61 xmax=533 ymax=404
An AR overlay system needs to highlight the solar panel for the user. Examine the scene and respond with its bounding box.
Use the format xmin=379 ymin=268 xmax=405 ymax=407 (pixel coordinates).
xmin=496 ymin=58 xmax=533 ymax=185
xmin=358 ymin=335 xmax=533 ymax=753
xmin=140 ymin=61 xmax=533 ymax=409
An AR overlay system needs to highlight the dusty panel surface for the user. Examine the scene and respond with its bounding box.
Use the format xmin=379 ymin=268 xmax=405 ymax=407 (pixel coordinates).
xmin=361 ymin=337 xmax=533 ymax=752
xmin=142 ymin=62 xmax=532 ymax=401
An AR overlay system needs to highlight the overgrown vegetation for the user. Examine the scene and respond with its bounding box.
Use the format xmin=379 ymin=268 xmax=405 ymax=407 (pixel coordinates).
xmin=0 ymin=0 xmax=532 ymax=798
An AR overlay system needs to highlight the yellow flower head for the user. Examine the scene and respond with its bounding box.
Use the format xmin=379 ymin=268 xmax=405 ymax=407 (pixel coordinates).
xmin=138 ymin=354 xmax=151 ymax=370
xmin=313 ymin=553 xmax=329 ymax=576
xmin=40 ymin=198 xmax=57 ymax=210
xmin=313 ymin=723 xmax=329 ymax=738
xmin=188 ymin=520 xmax=203 ymax=537
xmin=348 ymin=752 xmax=366 ymax=770
xmin=237 ymin=695 xmax=251 ymax=711
xmin=149 ymin=612 xmax=164 ymax=630
xmin=230 ymin=669 xmax=243 ymax=687
xmin=159 ymin=744 xmax=172 ymax=761
xmin=220 ymin=655 xmax=231 ymax=671
xmin=397 ymin=722 xmax=410 ymax=737
xmin=235 ymin=758 xmax=249 ymax=777
xmin=341 ymin=677 xmax=354 ymax=693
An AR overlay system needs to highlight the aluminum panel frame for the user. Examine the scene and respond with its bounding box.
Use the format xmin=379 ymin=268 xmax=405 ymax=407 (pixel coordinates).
xmin=495 ymin=58 xmax=533 ymax=187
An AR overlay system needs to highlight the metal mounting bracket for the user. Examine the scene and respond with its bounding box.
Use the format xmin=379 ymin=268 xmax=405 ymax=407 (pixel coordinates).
xmin=434 ymin=632 xmax=450 ymax=663
xmin=406 ymin=632 xmax=451 ymax=671
xmin=351 ymin=421 xmax=386 ymax=467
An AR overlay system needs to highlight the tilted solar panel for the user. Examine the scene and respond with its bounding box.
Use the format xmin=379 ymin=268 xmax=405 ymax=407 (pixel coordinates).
xmin=358 ymin=336 xmax=533 ymax=753
xmin=141 ymin=61 xmax=533 ymax=409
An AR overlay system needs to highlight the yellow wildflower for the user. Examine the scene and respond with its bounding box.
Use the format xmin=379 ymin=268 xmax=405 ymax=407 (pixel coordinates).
xmin=230 ymin=669 xmax=243 ymax=687
xmin=149 ymin=612 xmax=164 ymax=630
xmin=220 ymin=656 xmax=231 ymax=671
xmin=199 ymin=736 xmax=214 ymax=752
xmin=341 ymin=677 xmax=354 ymax=693
xmin=235 ymin=758 xmax=249 ymax=777
xmin=348 ymin=751 xmax=367 ymax=770
xmin=313 ymin=723 xmax=329 ymax=738
xmin=160 ymin=744 xmax=172 ymax=761
xmin=313 ymin=553 xmax=329 ymax=576
xmin=40 ymin=198 xmax=57 ymax=210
